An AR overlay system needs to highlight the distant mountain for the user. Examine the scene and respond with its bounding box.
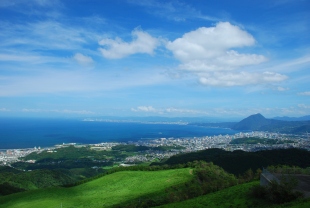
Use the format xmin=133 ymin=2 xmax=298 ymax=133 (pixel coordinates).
xmin=232 ymin=113 xmax=275 ymax=130
xmin=232 ymin=113 xmax=310 ymax=134
xmin=292 ymin=124 xmax=310 ymax=134
xmin=273 ymin=115 xmax=310 ymax=121
xmin=189 ymin=113 xmax=310 ymax=134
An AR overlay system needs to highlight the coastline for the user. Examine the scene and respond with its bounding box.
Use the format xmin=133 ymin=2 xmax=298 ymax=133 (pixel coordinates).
xmin=0 ymin=119 xmax=240 ymax=150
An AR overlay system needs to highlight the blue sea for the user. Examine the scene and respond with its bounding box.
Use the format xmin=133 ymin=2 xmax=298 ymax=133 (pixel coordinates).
xmin=0 ymin=118 xmax=240 ymax=149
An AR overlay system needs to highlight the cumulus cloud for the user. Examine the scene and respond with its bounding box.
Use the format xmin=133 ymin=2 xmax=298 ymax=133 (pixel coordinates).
xmin=99 ymin=29 xmax=160 ymax=59
xmin=166 ymin=22 xmax=287 ymax=86
xmin=298 ymin=91 xmax=310 ymax=96
xmin=73 ymin=53 xmax=94 ymax=66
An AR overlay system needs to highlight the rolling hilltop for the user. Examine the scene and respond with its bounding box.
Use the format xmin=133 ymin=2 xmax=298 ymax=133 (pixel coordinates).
xmin=0 ymin=169 xmax=194 ymax=208
xmin=1 ymin=113 xmax=310 ymax=207
xmin=1 ymin=148 xmax=310 ymax=207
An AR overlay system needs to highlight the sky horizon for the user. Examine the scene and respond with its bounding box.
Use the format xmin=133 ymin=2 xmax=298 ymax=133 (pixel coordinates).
xmin=0 ymin=0 xmax=309 ymax=119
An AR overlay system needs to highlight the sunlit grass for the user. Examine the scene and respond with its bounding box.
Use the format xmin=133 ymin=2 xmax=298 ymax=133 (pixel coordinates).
xmin=159 ymin=181 xmax=310 ymax=208
xmin=0 ymin=168 xmax=193 ymax=208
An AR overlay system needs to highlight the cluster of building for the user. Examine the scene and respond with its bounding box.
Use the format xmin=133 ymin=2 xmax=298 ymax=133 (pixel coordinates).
xmin=1 ymin=131 xmax=310 ymax=166
xmin=122 ymin=132 xmax=310 ymax=163
xmin=0 ymin=147 xmax=43 ymax=165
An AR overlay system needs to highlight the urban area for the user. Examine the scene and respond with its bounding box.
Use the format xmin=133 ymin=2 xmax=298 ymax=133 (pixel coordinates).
xmin=1 ymin=131 xmax=310 ymax=166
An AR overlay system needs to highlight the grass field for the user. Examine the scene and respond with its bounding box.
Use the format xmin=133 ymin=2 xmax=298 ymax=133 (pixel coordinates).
xmin=159 ymin=181 xmax=310 ymax=208
xmin=0 ymin=168 xmax=193 ymax=208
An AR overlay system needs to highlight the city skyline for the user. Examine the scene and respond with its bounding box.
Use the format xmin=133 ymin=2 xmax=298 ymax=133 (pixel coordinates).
xmin=0 ymin=0 xmax=309 ymax=119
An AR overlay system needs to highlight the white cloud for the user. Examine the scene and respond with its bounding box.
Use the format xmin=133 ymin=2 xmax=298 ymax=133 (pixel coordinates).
xmin=298 ymin=91 xmax=310 ymax=96
xmin=60 ymin=109 xmax=95 ymax=114
xmin=198 ymin=71 xmax=287 ymax=87
xmin=276 ymin=86 xmax=289 ymax=91
xmin=131 ymin=105 xmax=310 ymax=118
xmin=263 ymin=54 xmax=310 ymax=73
xmin=167 ymin=22 xmax=262 ymax=64
xmin=165 ymin=107 xmax=206 ymax=114
xmin=73 ymin=53 xmax=94 ymax=66
xmin=0 ymin=67 xmax=168 ymax=96
xmin=131 ymin=106 xmax=157 ymax=112
xmin=166 ymin=22 xmax=288 ymax=87
xmin=298 ymin=104 xmax=310 ymax=109
xmin=98 ymin=29 xmax=160 ymax=59
xmin=131 ymin=106 xmax=209 ymax=115
xmin=22 ymin=108 xmax=42 ymax=113
xmin=0 ymin=21 xmax=100 ymax=51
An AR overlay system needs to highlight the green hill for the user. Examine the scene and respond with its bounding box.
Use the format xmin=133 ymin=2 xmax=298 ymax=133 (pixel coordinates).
xmin=0 ymin=169 xmax=77 ymax=196
xmin=155 ymin=148 xmax=310 ymax=175
xmin=0 ymin=168 xmax=193 ymax=208
xmin=1 ymin=164 xmax=308 ymax=208
xmin=159 ymin=181 xmax=310 ymax=208
xmin=160 ymin=181 xmax=310 ymax=208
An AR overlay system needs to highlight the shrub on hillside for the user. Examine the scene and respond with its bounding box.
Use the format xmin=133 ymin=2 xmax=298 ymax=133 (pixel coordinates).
xmin=250 ymin=175 xmax=303 ymax=204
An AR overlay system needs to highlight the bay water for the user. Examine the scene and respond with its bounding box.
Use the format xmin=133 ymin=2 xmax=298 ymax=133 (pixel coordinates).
xmin=0 ymin=118 xmax=240 ymax=149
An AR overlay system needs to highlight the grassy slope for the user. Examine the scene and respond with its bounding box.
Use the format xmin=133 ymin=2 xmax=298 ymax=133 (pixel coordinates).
xmin=0 ymin=168 xmax=193 ymax=208
xmin=159 ymin=181 xmax=310 ymax=208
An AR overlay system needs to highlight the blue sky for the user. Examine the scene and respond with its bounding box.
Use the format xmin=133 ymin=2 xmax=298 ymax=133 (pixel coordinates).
xmin=0 ymin=0 xmax=309 ymax=119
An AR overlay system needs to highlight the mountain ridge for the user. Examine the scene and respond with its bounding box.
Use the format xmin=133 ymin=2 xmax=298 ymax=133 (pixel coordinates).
xmin=232 ymin=113 xmax=274 ymax=130
xmin=231 ymin=113 xmax=310 ymax=133
xmin=273 ymin=115 xmax=310 ymax=121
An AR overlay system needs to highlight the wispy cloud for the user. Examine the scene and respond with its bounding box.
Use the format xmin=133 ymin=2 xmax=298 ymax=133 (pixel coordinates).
xmin=198 ymin=71 xmax=287 ymax=87
xmin=73 ymin=53 xmax=94 ymax=67
xmin=0 ymin=0 xmax=63 ymax=19
xmin=0 ymin=20 xmax=101 ymax=56
xmin=128 ymin=0 xmax=219 ymax=22
xmin=131 ymin=106 xmax=157 ymax=112
xmin=0 ymin=0 xmax=62 ymax=8
xmin=262 ymin=54 xmax=310 ymax=73
xmin=298 ymin=91 xmax=310 ymax=96
xmin=0 ymin=108 xmax=10 ymax=112
xmin=298 ymin=104 xmax=310 ymax=109
xmin=22 ymin=108 xmax=95 ymax=115
xmin=131 ymin=104 xmax=310 ymax=117
xmin=131 ymin=106 xmax=207 ymax=115
xmin=99 ymin=28 xmax=160 ymax=59
xmin=0 ymin=68 xmax=169 ymax=96
xmin=0 ymin=20 xmax=101 ymax=71
xmin=276 ymin=86 xmax=289 ymax=91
